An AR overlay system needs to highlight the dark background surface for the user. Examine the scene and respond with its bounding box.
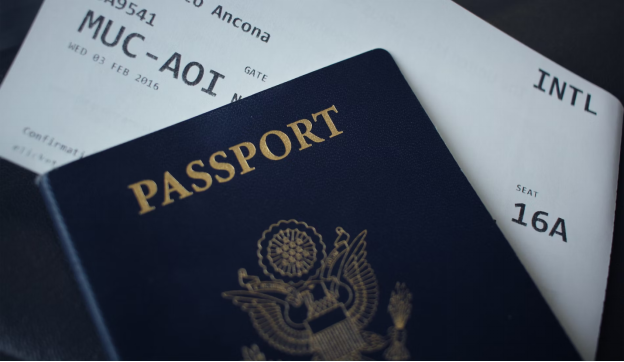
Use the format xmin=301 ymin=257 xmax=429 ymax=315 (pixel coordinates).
xmin=0 ymin=0 xmax=622 ymax=360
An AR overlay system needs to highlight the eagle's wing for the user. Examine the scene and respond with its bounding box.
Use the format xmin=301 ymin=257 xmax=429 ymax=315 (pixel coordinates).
xmin=335 ymin=230 xmax=379 ymax=329
xmin=222 ymin=290 xmax=311 ymax=355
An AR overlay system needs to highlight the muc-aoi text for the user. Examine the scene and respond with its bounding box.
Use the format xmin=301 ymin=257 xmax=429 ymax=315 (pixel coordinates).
xmin=128 ymin=106 xmax=342 ymax=215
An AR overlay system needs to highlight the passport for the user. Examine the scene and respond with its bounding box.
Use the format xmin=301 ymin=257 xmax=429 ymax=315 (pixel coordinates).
xmin=39 ymin=49 xmax=578 ymax=360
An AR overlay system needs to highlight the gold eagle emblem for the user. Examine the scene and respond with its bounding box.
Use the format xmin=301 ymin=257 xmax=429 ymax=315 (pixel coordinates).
xmin=222 ymin=220 xmax=412 ymax=360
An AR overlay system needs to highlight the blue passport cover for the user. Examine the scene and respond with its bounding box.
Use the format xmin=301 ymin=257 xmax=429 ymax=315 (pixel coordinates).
xmin=39 ymin=49 xmax=578 ymax=360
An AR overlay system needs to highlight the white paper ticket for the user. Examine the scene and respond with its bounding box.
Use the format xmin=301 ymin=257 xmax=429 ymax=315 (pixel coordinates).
xmin=1 ymin=1 xmax=622 ymax=359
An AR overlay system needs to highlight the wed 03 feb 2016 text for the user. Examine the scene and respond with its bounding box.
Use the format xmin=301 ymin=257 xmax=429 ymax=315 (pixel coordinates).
xmin=78 ymin=9 xmax=226 ymax=97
